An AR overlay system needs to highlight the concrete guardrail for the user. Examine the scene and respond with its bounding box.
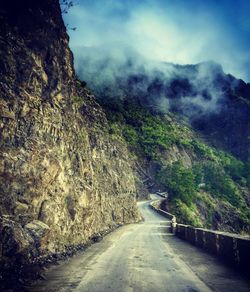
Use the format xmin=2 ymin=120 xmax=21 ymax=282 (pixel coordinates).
xmin=150 ymin=201 xmax=176 ymax=233
xmin=150 ymin=199 xmax=250 ymax=275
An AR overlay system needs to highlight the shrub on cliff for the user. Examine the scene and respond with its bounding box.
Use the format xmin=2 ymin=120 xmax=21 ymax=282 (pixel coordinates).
xmin=157 ymin=160 xmax=197 ymax=206
xmin=199 ymin=162 xmax=243 ymax=208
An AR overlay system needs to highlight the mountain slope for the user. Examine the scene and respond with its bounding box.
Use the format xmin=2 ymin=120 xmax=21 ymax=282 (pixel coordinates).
xmin=76 ymin=52 xmax=250 ymax=160
xmin=100 ymin=98 xmax=250 ymax=234
xmin=75 ymin=50 xmax=250 ymax=234
xmin=75 ymin=51 xmax=250 ymax=234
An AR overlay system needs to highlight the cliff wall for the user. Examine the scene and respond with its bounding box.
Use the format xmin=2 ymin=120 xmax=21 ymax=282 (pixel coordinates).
xmin=0 ymin=0 xmax=140 ymax=273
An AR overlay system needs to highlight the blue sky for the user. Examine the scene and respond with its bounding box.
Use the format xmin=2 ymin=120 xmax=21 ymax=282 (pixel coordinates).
xmin=63 ymin=0 xmax=250 ymax=82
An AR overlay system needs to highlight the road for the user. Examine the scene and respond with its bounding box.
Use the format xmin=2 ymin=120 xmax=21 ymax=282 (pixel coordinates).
xmin=32 ymin=195 xmax=250 ymax=292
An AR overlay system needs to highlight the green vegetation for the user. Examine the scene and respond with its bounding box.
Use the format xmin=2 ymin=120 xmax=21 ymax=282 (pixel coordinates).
xmin=157 ymin=159 xmax=249 ymax=226
xmin=71 ymin=95 xmax=84 ymax=106
xmin=184 ymin=139 xmax=217 ymax=160
xmin=245 ymin=162 xmax=250 ymax=187
xmin=157 ymin=161 xmax=197 ymax=206
xmin=201 ymin=162 xmax=243 ymax=208
xmin=104 ymin=100 xmax=192 ymax=160
xmin=167 ymin=199 xmax=203 ymax=227
xmin=101 ymin=99 xmax=250 ymax=232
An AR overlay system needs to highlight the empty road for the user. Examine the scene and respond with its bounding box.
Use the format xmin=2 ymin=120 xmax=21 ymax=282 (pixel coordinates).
xmin=32 ymin=195 xmax=250 ymax=292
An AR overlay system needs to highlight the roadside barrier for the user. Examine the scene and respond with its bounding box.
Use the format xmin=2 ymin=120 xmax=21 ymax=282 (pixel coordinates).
xmin=150 ymin=199 xmax=250 ymax=274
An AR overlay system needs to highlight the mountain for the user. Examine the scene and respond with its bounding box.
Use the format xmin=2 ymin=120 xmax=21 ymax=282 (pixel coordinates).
xmin=75 ymin=51 xmax=250 ymax=234
xmin=0 ymin=1 xmax=249 ymax=289
xmin=76 ymin=53 xmax=250 ymax=160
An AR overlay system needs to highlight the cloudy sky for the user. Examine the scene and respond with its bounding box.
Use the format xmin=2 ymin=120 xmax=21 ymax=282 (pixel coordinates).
xmin=63 ymin=0 xmax=250 ymax=82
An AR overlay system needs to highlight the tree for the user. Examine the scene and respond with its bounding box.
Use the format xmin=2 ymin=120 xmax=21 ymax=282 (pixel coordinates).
xmin=60 ymin=0 xmax=77 ymax=30
xmin=60 ymin=0 xmax=74 ymax=14
xmin=202 ymin=162 xmax=242 ymax=207
xmin=157 ymin=161 xmax=197 ymax=206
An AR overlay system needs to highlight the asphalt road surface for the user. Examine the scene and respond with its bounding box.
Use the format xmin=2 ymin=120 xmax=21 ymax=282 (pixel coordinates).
xmin=31 ymin=194 xmax=250 ymax=292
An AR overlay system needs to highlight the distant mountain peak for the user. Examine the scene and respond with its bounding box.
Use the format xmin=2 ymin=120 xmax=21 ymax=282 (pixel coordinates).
xmin=76 ymin=52 xmax=249 ymax=159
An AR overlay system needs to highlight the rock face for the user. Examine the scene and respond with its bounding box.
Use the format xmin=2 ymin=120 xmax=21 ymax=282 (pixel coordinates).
xmin=0 ymin=0 xmax=140 ymax=272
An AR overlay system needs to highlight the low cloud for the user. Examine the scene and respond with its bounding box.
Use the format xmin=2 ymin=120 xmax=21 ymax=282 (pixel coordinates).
xmin=64 ymin=0 xmax=250 ymax=81
xmin=61 ymin=0 xmax=249 ymax=120
xmin=74 ymin=47 xmax=231 ymax=120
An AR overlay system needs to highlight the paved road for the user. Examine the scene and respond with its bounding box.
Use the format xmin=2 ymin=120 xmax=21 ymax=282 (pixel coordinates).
xmin=32 ymin=195 xmax=250 ymax=292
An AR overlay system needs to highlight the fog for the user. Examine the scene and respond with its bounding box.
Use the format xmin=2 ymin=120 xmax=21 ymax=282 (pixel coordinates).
xmin=75 ymin=48 xmax=230 ymax=119
xmin=63 ymin=0 xmax=250 ymax=81
xmin=62 ymin=0 xmax=250 ymax=119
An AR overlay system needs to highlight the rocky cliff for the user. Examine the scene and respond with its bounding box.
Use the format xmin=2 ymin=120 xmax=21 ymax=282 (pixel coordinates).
xmin=0 ymin=0 xmax=140 ymax=281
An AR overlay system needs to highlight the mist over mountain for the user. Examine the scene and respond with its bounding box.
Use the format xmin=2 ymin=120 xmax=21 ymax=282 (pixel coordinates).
xmin=75 ymin=48 xmax=247 ymax=113
xmin=75 ymin=49 xmax=250 ymax=159
xmin=64 ymin=0 xmax=250 ymax=82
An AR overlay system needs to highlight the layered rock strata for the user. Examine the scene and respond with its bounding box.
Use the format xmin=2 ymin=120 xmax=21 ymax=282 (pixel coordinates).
xmin=0 ymin=0 xmax=140 ymax=272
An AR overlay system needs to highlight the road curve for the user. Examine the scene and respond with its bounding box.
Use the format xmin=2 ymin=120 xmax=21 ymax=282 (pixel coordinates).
xmin=32 ymin=195 xmax=250 ymax=292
